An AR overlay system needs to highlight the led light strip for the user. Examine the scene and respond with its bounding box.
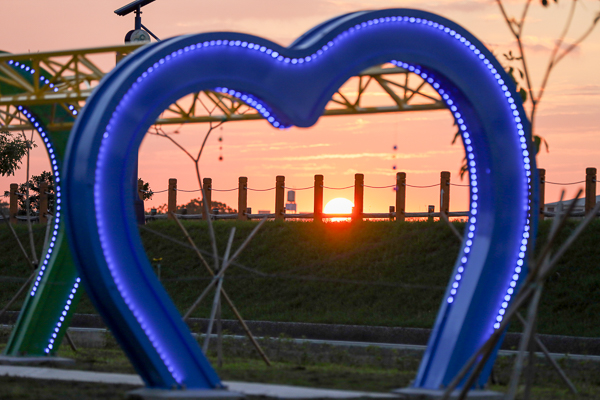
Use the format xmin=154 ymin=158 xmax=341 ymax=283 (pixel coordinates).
xmin=8 ymin=61 xmax=84 ymax=355
xmin=386 ymin=18 xmax=531 ymax=329
xmin=95 ymin=14 xmax=531 ymax=381
xmin=214 ymin=87 xmax=289 ymax=128
xmin=44 ymin=278 xmax=81 ymax=353
xmin=8 ymin=60 xmax=80 ymax=117
xmin=390 ymin=60 xmax=478 ymax=305
xmin=8 ymin=61 xmax=79 ymax=299
xmin=9 ymin=105 xmax=62 ymax=297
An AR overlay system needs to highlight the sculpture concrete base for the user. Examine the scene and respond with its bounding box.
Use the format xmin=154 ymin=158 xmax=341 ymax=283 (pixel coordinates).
xmin=127 ymin=388 xmax=244 ymax=400
xmin=393 ymin=387 xmax=503 ymax=399
xmin=0 ymin=355 xmax=75 ymax=366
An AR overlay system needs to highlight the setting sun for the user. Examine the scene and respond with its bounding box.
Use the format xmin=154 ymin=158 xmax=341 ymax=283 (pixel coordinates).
xmin=324 ymin=198 xmax=354 ymax=221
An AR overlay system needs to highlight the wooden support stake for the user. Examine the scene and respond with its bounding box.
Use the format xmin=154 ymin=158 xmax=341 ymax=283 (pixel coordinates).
xmin=353 ymin=173 xmax=364 ymax=222
xmin=9 ymin=183 xmax=18 ymax=225
xmin=538 ymin=169 xmax=546 ymax=221
xmin=314 ymin=175 xmax=323 ymax=223
xmin=167 ymin=178 xmax=177 ymax=220
xmin=203 ymin=178 xmax=212 ymax=220
xmin=396 ymin=172 xmax=406 ymax=222
xmin=39 ymin=181 xmax=48 ymax=225
xmin=238 ymin=177 xmax=248 ymax=220
xmin=585 ymin=167 xmax=597 ymax=214
xmin=275 ymin=176 xmax=285 ymax=220
xmin=440 ymin=171 xmax=450 ymax=218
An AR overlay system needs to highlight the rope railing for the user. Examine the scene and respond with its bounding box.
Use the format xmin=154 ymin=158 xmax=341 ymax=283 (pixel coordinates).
xmin=175 ymin=188 xmax=201 ymax=192
xmin=364 ymin=184 xmax=396 ymax=189
xmin=5 ymin=168 xmax=597 ymax=225
xmin=247 ymin=186 xmax=276 ymax=192
xmin=283 ymin=186 xmax=314 ymax=190
xmin=322 ymin=185 xmax=354 ymax=190
xmin=545 ymin=180 xmax=586 ymax=185
xmin=406 ymin=183 xmax=438 ymax=188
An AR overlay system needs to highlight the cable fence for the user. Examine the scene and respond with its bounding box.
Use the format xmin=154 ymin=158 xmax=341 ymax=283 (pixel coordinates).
xmin=3 ymin=168 xmax=598 ymax=224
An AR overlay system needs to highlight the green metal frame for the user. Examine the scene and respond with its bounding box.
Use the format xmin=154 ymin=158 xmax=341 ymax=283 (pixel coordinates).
xmin=1 ymin=54 xmax=80 ymax=356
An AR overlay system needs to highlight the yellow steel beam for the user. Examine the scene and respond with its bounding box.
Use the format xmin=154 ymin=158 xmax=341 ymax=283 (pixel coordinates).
xmin=0 ymin=44 xmax=446 ymax=132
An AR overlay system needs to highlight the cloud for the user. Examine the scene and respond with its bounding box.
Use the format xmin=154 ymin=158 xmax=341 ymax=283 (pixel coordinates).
xmin=253 ymin=163 xmax=337 ymax=171
xmin=517 ymin=36 xmax=582 ymax=56
xmin=264 ymin=149 xmax=459 ymax=161
xmin=334 ymin=118 xmax=372 ymax=132
xmin=562 ymin=84 xmax=600 ymax=97
xmin=237 ymin=143 xmax=331 ymax=152
xmin=325 ymin=0 xmax=491 ymax=14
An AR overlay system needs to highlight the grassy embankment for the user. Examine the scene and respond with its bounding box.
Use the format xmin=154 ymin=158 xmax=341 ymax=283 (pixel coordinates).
xmin=1 ymin=219 xmax=599 ymax=337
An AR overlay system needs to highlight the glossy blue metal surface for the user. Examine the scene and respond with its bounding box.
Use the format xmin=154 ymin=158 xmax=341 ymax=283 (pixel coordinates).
xmin=63 ymin=9 xmax=537 ymax=390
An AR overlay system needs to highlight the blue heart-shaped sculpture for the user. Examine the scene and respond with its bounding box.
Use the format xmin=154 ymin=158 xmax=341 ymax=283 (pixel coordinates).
xmin=64 ymin=9 xmax=537 ymax=390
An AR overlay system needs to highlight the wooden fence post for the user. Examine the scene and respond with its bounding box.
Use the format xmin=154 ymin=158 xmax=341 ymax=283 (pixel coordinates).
xmin=202 ymin=178 xmax=212 ymax=220
xmin=167 ymin=178 xmax=177 ymax=220
xmin=396 ymin=172 xmax=406 ymax=222
xmin=238 ymin=177 xmax=248 ymax=220
xmin=585 ymin=167 xmax=597 ymax=214
xmin=137 ymin=180 xmax=144 ymax=201
xmin=39 ymin=181 xmax=48 ymax=224
xmin=314 ymin=175 xmax=323 ymax=223
xmin=275 ymin=176 xmax=285 ymax=220
xmin=137 ymin=180 xmax=145 ymax=225
xmin=353 ymin=173 xmax=364 ymax=222
xmin=440 ymin=171 xmax=450 ymax=217
xmin=9 ymin=183 xmax=18 ymax=224
xmin=538 ymin=169 xmax=545 ymax=221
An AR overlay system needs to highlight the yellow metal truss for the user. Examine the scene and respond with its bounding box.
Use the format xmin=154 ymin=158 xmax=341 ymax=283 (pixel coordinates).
xmin=0 ymin=44 xmax=445 ymax=131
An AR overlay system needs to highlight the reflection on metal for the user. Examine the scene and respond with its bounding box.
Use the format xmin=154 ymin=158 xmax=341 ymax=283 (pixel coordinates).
xmin=0 ymin=45 xmax=445 ymax=131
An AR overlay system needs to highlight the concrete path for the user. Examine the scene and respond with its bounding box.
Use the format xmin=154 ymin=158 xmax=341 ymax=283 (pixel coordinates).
xmin=0 ymin=365 xmax=397 ymax=399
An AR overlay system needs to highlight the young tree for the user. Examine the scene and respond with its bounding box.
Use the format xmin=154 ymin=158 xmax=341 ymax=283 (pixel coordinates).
xmin=497 ymin=0 xmax=600 ymax=151
xmin=454 ymin=1 xmax=599 ymax=178
xmin=153 ymin=199 xmax=236 ymax=214
xmin=138 ymin=178 xmax=154 ymax=201
xmin=0 ymin=129 xmax=36 ymax=177
xmin=0 ymin=200 xmax=8 ymax=215
xmin=3 ymin=171 xmax=54 ymax=215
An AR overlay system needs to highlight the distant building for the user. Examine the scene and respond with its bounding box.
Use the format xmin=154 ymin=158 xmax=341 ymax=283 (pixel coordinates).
xmin=285 ymin=190 xmax=296 ymax=213
xmin=544 ymin=195 xmax=600 ymax=213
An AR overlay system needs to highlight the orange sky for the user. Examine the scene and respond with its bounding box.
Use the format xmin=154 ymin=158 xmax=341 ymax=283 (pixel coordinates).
xmin=1 ymin=0 xmax=599 ymax=214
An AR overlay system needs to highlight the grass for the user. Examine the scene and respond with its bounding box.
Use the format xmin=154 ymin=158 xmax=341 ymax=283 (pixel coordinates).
xmin=1 ymin=219 xmax=600 ymax=337
xmin=3 ymin=334 xmax=600 ymax=399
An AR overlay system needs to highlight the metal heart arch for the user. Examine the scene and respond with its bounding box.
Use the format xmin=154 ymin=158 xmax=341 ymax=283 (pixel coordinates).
xmin=63 ymin=9 xmax=537 ymax=390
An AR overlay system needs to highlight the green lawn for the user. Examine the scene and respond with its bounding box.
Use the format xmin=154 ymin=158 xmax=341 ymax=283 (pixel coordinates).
xmin=2 ymin=219 xmax=600 ymax=337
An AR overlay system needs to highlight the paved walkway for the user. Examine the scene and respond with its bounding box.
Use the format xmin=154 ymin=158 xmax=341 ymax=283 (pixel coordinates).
xmin=0 ymin=365 xmax=397 ymax=399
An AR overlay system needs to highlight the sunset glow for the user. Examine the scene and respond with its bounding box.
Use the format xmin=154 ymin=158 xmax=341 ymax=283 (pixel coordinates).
xmin=0 ymin=0 xmax=598 ymax=214
xmin=324 ymin=198 xmax=354 ymax=221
